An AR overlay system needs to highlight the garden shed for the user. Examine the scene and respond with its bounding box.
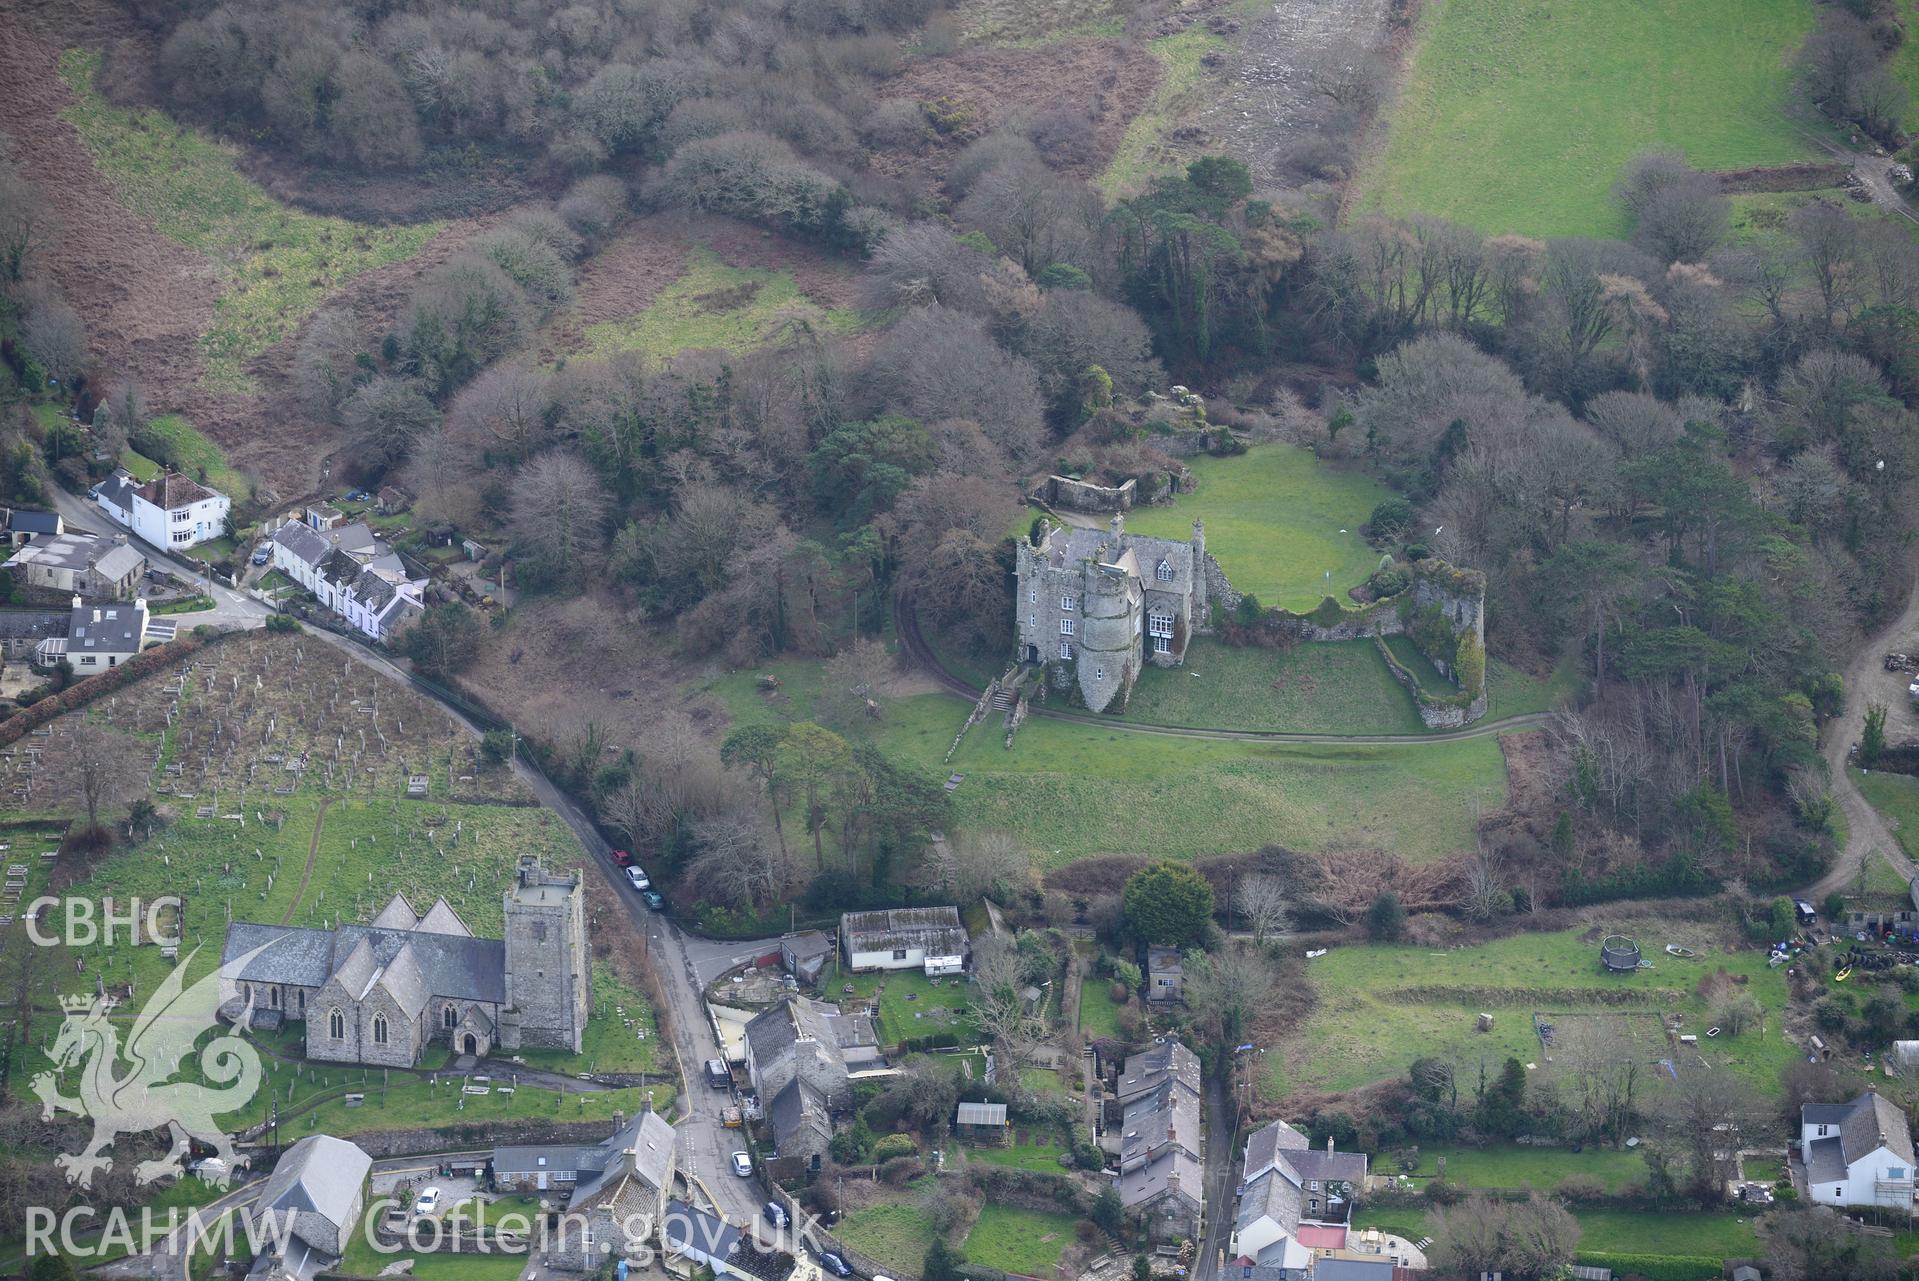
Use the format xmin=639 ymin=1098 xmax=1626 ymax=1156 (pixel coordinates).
xmin=956 ymin=1099 xmax=1009 ymax=1144
xmin=1600 ymin=935 xmax=1642 ymax=973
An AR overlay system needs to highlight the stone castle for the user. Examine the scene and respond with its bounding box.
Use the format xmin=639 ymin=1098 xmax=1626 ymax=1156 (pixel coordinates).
xmin=220 ymin=855 xmax=590 ymax=1068
xmin=1011 ymin=513 xmax=1489 ymax=724
xmin=1014 ymin=515 xmax=1212 ymax=713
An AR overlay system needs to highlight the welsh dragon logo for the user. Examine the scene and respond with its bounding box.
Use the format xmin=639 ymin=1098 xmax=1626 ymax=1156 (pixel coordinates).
xmin=33 ymin=944 xmax=269 ymax=1189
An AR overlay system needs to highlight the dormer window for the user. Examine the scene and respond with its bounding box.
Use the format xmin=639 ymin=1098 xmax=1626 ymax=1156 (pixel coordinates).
xmin=1156 ymin=560 xmax=1173 ymax=582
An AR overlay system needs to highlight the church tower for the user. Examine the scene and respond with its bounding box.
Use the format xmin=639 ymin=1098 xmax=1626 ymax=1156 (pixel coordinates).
xmin=500 ymin=855 xmax=590 ymax=1052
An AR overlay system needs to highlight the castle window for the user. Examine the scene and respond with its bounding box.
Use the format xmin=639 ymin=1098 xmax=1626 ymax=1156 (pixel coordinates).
xmin=372 ymin=1014 xmax=389 ymax=1045
xmin=1155 ymin=635 xmax=1171 ymax=655
xmin=1156 ymin=561 xmax=1173 ymax=582
xmin=1149 ymin=613 xmax=1174 ymax=638
xmin=1059 ymin=618 xmax=1075 ymax=636
xmin=533 ymin=921 xmax=547 ymax=942
xmin=297 ymin=989 xmax=304 ymax=1012
xmin=329 ymin=1009 xmax=344 ymax=1039
xmin=1061 ymin=595 xmax=1076 ymax=612
xmin=1094 ymin=667 xmax=1105 ymax=680
xmin=1059 ymin=640 xmax=1072 ymax=660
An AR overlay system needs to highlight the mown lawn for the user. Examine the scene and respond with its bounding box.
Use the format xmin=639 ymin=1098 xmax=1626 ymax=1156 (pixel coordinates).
xmin=578 ymin=247 xmax=866 ymax=364
xmin=709 ymin=662 xmax=1512 ymax=866
xmin=1398 ymin=1143 xmax=1648 ymax=1194
xmin=1274 ymin=920 xmax=1794 ymax=1099
xmin=963 ymin=1206 xmax=1079 ymax=1275
xmin=1125 ymin=445 xmax=1393 ymax=612
xmin=1078 ymin=977 xmax=1127 ymax=1038
xmin=1353 ymin=0 xmax=1816 ymax=237
xmin=338 ymin=1227 xmax=533 ymax=1281
xmin=971 ymin=1135 xmax=1071 ymax=1172
xmin=59 ymin=48 xmax=441 ymax=393
xmin=838 ymin=1201 xmax=939 ymax=1275
xmin=1120 ymin=638 xmax=1425 ymax=735
xmin=1354 ymin=1206 xmax=1759 ymax=1259
xmin=845 ymin=969 xmax=974 ymax=1045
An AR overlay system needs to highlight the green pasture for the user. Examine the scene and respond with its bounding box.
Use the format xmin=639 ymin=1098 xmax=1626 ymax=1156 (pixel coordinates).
xmin=706 ymin=661 xmax=1512 ymax=865
xmin=1857 ymin=769 xmax=1919 ymax=861
xmin=1355 ymin=1206 xmax=1760 ymax=1260
xmin=59 ymin=48 xmax=440 ymax=394
xmin=838 ymin=1201 xmax=939 ymax=1274
xmin=1352 ymin=0 xmax=1816 ymax=237
xmin=962 ymin=1205 xmax=1079 ymax=1276
xmin=138 ymin=416 xmax=251 ymax=506
xmin=577 ymin=247 xmax=865 ymax=365
xmin=1119 ymin=638 xmax=1426 ymax=735
xmin=1125 ymin=445 xmax=1393 ymax=612
xmin=1395 ymin=1143 xmax=1648 ymax=1194
xmin=1098 ymin=26 xmax=1229 ymax=198
xmin=1274 ymin=919 xmax=1795 ymax=1099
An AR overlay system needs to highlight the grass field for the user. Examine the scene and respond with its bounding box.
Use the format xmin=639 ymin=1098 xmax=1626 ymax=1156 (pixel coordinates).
xmin=845 ymin=968 xmax=975 ymax=1045
xmin=1858 ymin=769 xmax=1919 ymax=860
xmin=136 ymin=415 xmax=252 ymax=505
xmin=970 ymin=1135 xmax=1072 ymax=1171
xmin=1355 ymin=1206 xmax=1759 ymax=1259
xmin=961 ymin=1205 xmax=1079 ymax=1275
xmin=1353 ymin=0 xmax=1816 ymax=237
xmin=1398 ymin=1143 xmax=1648 ymax=1194
xmin=707 ymin=662 xmax=1513 ymax=865
xmin=838 ymin=1201 xmax=939 ymax=1274
xmin=1119 ymin=638 xmax=1426 ymax=734
xmin=59 ymin=48 xmax=441 ymax=393
xmin=1078 ymin=976 xmax=1127 ymax=1038
xmin=338 ymin=1226 xmax=533 ymax=1281
xmin=1125 ymin=445 xmax=1393 ymax=611
xmin=578 ymin=247 xmax=865 ymax=364
xmin=1098 ymin=26 xmax=1229 ymax=198
xmin=1274 ymin=918 xmax=1795 ymax=1099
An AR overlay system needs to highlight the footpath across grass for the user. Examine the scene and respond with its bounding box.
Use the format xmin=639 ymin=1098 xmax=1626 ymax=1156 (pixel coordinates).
xmin=1353 ymin=0 xmax=1815 ymax=237
xmin=1125 ymin=445 xmax=1392 ymax=612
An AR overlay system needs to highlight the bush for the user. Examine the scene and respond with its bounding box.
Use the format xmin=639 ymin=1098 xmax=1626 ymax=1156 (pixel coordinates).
xmin=878 ymin=1155 xmax=921 ymax=1184
xmin=872 ymin=1133 xmax=919 ymax=1161
xmin=264 ymin=614 xmax=300 ymax=634
xmin=1369 ymin=497 xmax=1414 ymax=540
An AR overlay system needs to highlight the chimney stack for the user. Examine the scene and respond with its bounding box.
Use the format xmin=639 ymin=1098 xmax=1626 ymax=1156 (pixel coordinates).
xmin=614 ymin=1109 xmax=627 ymax=1130
xmin=1326 ymin=1134 xmax=1334 ymax=1154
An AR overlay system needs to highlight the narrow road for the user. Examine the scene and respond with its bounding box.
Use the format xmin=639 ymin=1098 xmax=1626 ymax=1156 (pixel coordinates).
xmin=1807 ymin=566 xmax=1919 ymax=898
xmin=46 ymin=481 xmax=271 ymax=631
xmin=1193 ymin=1070 xmax=1236 ymax=1281
xmin=893 ymin=591 xmax=1547 ymax=745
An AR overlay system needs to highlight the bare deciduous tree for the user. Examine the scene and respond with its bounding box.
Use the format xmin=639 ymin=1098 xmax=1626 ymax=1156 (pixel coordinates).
xmin=62 ymin=725 xmax=145 ymax=835
xmin=687 ymin=809 xmax=789 ymax=911
xmin=0 ymin=165 xmax=56 ymax=283
xmin=511 ymin=449 xmax=609 ymax=585
xmin=1181 ymin=942 xmax=1278 ymax=1047
xmin=1233 ymin=873 xmax=1291 ymax=944
xmin=923 ymin=828 xmax=1027 ymax=902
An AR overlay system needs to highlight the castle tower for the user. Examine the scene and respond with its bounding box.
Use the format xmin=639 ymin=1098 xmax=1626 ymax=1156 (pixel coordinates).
xmin=500 ymin=855 xmax=590 ymax=1053
xmin=1078 ymin=559 xmax=1141 ymax=713
xmin=1189 ymin=519 xmax=1209 ymax=621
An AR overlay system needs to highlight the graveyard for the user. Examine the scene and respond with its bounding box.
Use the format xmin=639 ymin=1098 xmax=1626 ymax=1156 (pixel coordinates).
xmin=0 ymin=630 xmax=662 ymax=1127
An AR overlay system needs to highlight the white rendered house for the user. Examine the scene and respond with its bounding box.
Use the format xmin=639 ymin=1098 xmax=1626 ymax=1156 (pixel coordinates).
xmin=1801 ymin=1092 xmax=1916 ymax=1208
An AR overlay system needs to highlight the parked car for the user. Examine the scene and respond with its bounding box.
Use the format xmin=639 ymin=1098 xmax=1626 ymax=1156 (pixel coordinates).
xmin=731 ymin=1151 xmax=753 ymax=1177
xmin=705 ymin=1059 xmax=731 ymax=1088
xmin=412 ymin=1187 xmax=441 ymax=1216
xmin=818 ymin=1250 xmax=852 ymax=1277
xmin=250 ymin=545 xmax=270 ymax=566
xmin=625 ymin=866 xmax=650 ymax=891
xmin=764 ymin=1201 xmax=790 ymax=1229
xmin=610 ymin=849 xmax=634 ymax=867
xmin=641 ymin=889 xmax=665 ymax=911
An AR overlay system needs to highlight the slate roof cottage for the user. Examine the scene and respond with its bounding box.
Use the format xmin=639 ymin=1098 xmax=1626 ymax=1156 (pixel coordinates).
xmin=247 ymin=1133 xmax=371 ymax=1273
xmin=94 ymin=468 xmax=230 ymax=550
xmin=1801 ymin=1091 xmax=1916 ymax=1208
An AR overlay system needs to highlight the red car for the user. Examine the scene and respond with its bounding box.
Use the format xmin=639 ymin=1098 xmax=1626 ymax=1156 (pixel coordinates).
xmin=610 ymin=849 xmax=634 ymax=867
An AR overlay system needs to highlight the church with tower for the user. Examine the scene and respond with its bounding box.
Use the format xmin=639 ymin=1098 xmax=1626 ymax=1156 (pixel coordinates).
xmin=220 ymin=855 xmax=590 ymax=1068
